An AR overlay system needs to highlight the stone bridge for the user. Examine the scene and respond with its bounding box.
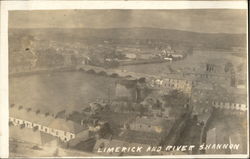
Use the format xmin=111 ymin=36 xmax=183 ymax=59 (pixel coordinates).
xmin=76 ymin=65 xmax=155 ymax=81
xmin=76 ymin=65 xmax=193 ymax=94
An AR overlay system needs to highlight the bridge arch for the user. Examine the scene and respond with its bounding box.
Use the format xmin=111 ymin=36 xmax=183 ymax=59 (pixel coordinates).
xmin=98 ymin=71 xmax=108 ymax=76
xmin=86 ymin=69 xmax=96 ymax=74
xmin=110 ymin=73 xmax=119 ymax=78
xmin=125 ymin=75 xmax=132 ymax=78
xmin=138 ymin=77 xmax=146 ymax=83
xmin=79 ymin=68 xmax=87 ymax=72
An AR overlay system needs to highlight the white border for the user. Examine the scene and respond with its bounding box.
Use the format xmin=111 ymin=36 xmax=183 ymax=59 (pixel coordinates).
xmin=0 ymin=1 xmax=248 ymax=158
xmin=1 ymin=1 xmax=248 ymax=10
xmin=0 ymin=1 xmax=9 ymax=158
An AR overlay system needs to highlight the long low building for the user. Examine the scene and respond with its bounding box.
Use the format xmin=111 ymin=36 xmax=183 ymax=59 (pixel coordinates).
xmin=148 ymin=78 xmax=192 ymax=94
xmin=212 ymin=101 xmax=247 ymax=111
xmin=9 ymin=106 xmax=89 ymax=142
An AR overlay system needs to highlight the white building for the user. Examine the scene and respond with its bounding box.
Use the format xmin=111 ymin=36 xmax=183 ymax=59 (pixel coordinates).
xmin=149 ymin=78 xmax=192 ymax=94
xmin=171 ymin=54 xmax=183 ymax=58
xmin=125 ymin=53 xmax=137 ymax=59
xmin=9 ymin=106 xmax=89 ymax=142
xmin=213 ymin=101 xmax=247 ymax=111
xmin=164 ymin=57 xmax=173 ymax=61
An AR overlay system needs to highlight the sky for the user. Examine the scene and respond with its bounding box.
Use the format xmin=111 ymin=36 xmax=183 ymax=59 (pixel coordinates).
xmin=9 ymin=9 xmax=247 ymax=34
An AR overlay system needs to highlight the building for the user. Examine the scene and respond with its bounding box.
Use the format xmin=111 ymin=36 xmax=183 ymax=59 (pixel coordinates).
xmin=148 ymin=78 xmax=192 ymax=94
xmin=213 ymin=101 xmax=247 ymax=111
xmin=115 ymin=81 xmax=137 ymax=101
xmin=151 ymin=106 xmax=170 ymax=119
xmin=115 ymin=79 xmax=147 ymax=102
xmin=127 ymin=116 xmax=172 ymax=134
xmin=164 ymin=57 xmax=173 ymax=61
xmin=125 ymin=53 xmax=137 ymax=59
xmin=171 ymin=54 xmax=184 ymax=59
xmin=110 ymin=101 xmax=134 ymax=114
xmin=141 ymin=96 xmax=171 ymax=118
xmin=89 ymin=102 xmax=105 ymax=114
xmin=205 ymin=127 xmax=244 ymax=154
xmin=192 ymin=88 xmax=247 ymax=115
xmin=9 ymin=106 xmax=89 ymax=142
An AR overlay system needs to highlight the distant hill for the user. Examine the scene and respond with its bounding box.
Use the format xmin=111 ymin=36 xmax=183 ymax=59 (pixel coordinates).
xmin=9 ymin=27 xmax=246 ymax=49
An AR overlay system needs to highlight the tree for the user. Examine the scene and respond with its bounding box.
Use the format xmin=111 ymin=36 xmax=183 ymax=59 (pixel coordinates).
xmin=98 ymin=122 xmax=113 ymax=138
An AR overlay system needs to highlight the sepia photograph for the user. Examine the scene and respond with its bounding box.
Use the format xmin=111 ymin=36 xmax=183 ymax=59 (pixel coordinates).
xmin=2 ymin=2 xmax=248 ymax=158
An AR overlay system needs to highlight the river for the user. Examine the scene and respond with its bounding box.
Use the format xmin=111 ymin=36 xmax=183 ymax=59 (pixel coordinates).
xmin=9 ymin=71 xmax=117 ymax=114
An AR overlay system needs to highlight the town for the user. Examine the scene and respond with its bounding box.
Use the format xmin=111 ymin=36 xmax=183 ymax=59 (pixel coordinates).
xmin=9 ymin=27 xmax=247 ymax=157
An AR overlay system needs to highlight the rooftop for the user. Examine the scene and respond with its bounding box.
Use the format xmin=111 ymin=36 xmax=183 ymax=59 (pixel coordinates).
xmin=117 ymin=130 xmax=162 ymax=145
xmin=133 ymin=116 xmax=167 ymax=126
xmin=10 ymin=106 xmax=86 ymax=134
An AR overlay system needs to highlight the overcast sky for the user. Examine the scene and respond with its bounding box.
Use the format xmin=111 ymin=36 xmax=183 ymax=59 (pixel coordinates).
xmin=9 ymin=9 xmax=247 ymax=34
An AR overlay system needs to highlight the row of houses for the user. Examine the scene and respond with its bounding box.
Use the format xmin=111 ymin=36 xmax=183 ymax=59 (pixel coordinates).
xmin=191 ymin=86 xmax=247 ymax=115
xmin=148 ymin=78 xmax=192 ymax=94
xmin=192 ymin=101 xmax=247 ymax=115
xmin=212 ymin=101 xmax=247 ymax=111
xmin=9 ymin=106 xmax=89 ymax=142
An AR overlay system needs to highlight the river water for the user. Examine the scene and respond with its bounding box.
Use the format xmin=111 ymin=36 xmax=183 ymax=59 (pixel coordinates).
xmin=9 ymin=71 xmax=116 ymax=114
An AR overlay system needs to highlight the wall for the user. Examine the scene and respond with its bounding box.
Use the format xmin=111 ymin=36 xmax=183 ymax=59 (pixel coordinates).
xmin=9 ymin=117 xmax=76 ymax=142
xmin=213 ymin=101 xmax=247 ymax=111
xmin=148 ymin=78 xmax=192 ymax=94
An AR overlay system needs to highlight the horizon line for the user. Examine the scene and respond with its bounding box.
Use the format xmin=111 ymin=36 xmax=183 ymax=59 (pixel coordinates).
xmin=8 ymin=27 xmax=246 ymax=35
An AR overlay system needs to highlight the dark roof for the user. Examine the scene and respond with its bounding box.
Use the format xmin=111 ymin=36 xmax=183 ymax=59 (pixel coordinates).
xmin=48 ymin=118 xmax=87 ymax=134
xmin=10 ymin=106 xmax=86 ymax=134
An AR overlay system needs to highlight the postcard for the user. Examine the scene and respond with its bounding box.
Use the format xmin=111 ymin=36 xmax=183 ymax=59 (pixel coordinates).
xmin=0 ymin=1 xmax=248 ymax=158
